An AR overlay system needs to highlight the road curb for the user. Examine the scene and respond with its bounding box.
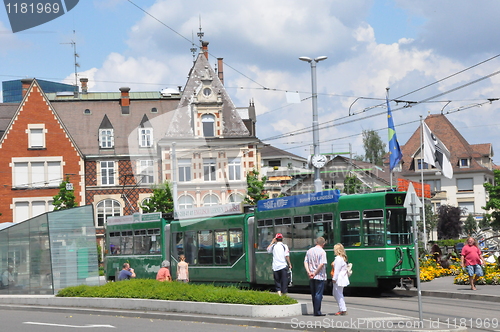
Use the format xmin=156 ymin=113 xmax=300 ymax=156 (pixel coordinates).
xmin=392 ymin=289 xmax=500 ymax=303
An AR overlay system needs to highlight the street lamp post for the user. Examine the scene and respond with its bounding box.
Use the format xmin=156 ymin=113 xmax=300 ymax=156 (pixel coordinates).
xmin=299 ymin=56 xmax=327 ymax=193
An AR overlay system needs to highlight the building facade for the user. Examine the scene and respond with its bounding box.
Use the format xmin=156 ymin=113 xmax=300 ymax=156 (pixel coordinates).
xmin=0 ymin=42 xmax=261 ymax=245
xmin=398 ymin=114 xmax=495 ymax=217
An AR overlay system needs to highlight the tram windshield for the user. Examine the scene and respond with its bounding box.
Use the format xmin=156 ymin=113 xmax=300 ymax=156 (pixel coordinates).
xmin=386 ymin=208 xmax=412 ymax=245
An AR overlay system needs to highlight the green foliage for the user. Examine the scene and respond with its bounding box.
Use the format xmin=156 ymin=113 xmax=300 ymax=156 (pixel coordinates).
xmin=463 ymin=213 xmax=477 ymax=236
xmin=437 ymin=205 xmax=463 ymax=239
xmin=435 ymin=239 xmax=464 ymax=247
xmin=244 ymin=169 xmax=268 ymax=205
xmin=56 ymin=279 xmax=297 ymax=305
xmin=483 ymin=169 xmax=500 ymax=231
xmin=362 ymin=129 xmax=386 ymax=166
xmin=343 ymin=175 xmax=363 ymax=194
xmin=140 ymin=182 xmax=174 ymax=214
xmin=52 ymin=176 xmax=77 ymax=211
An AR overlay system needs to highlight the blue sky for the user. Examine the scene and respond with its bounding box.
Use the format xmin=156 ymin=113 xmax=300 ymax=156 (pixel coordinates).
xmin=2 ymin=0 xmax=500 ymax=162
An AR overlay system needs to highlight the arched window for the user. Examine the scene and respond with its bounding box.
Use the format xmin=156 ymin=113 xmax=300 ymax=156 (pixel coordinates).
xmin=96 ymin=199 xmax=121 ymax=227
xmin=203 ymin=194 xmax=219 ymax=207
xmin=140 ymin=197 xmax=151 ymax=213
xmin=201 ymin=114 xmax=215 ymax=137
xmin=178 ymin=195 xmax=194 ymax=210
xmin=228 ymin=193 xmax=244 ymax=204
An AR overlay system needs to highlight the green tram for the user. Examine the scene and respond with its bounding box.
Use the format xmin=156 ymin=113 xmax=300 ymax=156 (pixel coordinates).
xmin=105 ymin=212 xmax=167 ymax=281
xmin=104 ymin=190 xmax=416 ymax=290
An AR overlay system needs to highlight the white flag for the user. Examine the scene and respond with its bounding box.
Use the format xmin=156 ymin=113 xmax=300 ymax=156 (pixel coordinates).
xmin=423 ymin=122 xmax=453 ymax=179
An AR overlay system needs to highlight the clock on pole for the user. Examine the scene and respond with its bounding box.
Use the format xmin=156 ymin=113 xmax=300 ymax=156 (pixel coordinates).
xmin=311 ymin=154 xmax=327 ymax=168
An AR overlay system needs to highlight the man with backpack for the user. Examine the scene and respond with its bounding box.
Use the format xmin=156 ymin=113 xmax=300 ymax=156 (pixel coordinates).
xmin=267 ymin=233 xmax=292 ymax=296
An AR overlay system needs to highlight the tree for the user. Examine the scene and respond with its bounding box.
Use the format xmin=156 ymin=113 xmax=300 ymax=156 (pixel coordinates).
xmin=483 ymin=169 xmax=500 ymax=231
xmin=343 ymin=175 xmax=363 ymax=194
xmin=463 ymin=213 xmax=477 ymax=236
xmin=244 ymin=169 xmax=268 ymax=205
xmin=362 ymin=129 xmax=386 ymax=166
xmin=140 ymin=181 xmax=174 ymax=214
xmin=437 ymin=205 xmax=463 ymax=239
xmin=52 ymin=176 xmax=77 ymax=211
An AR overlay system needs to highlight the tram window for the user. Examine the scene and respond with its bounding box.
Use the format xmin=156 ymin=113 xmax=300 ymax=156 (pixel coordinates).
xmin=340 ymin=211 xmax=360 ymax=247
xmin=214 ymin=230 xmax=228 ymax=265
xmin=148 ymin=229 xmax=161 ymax=254
xmin=120 ymin=231 xmax=134 ymax=254
xmin=275 ymin=224 xmax=292 ymax=248
xmin=283 ymin=217 xmax=292 ymax=225
xmin=229 ymin=229 xmax=243 ymax=264
xmin=386 ymin=209 xmax=412 ymax=245
xmin=313 ymin=213 xmax=333 ymax=247
xmin=363 ymin=209 xmax=384 ymax=246
xmin=293 ymin=215 xmax=313 ymax=249
xmin=134 ymin=229 xmax=152 ymax=255
xmin=109 ymin=232 xmax=121 ymax=255
xmin=185 ymin=231 xmax=198 ymax=265
xmin=257 ymin=225 xmax=273 ymax=250
xmin=173 ymin=232 xmax=184 ymax=260
xmin=275 ymin=218 xmax=283 ymax=225
xmin=198 ymin=230 xmax=214 ymax=265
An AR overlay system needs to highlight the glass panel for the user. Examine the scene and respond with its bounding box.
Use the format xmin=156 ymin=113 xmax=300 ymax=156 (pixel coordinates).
xmin=363 ymin=210 xmax=384 ymax=246
xmin=229 ymin=229 xmax=243 ymax=264
xmin=293 ymin=216 xmax=312 ymax=249
xmin=172 ymin=232 xmax=184 ymax=260
xmin=120 ymin=231 xmax=134 ymax=255
xmin=214 ymin=230 xmax=228 ymax=265
xmin=184 ymin=231 xmax=198 ymax=265
xmin=340 ymin=211 xmax=360 ymax=247
xmin=198 ymin=230 xmax=213 ymax=265
xmin=386 ymin=209 xmax=411 ymax=245
xmin=257 ymin=225 xmax=273 ymax=250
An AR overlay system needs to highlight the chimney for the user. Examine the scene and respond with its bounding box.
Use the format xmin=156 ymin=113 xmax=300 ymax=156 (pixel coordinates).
xmin=21 ymin=78 xmax=32 ymax=97
xmin=80 ymin=78 xmax=88 ymax=94
xmin=217 ymin=58 xmax=224 ymax=85
xmin=119 ymin=87 xmax=130 ymax=115
xmin=202 ymin=41 xmax=209 ymax=60
xmin=119 ymin=87 xmax=130 ymax=106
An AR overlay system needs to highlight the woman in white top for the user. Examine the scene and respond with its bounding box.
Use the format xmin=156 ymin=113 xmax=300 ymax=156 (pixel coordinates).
xmin=331 ymin=243 xmax=349 ymax=315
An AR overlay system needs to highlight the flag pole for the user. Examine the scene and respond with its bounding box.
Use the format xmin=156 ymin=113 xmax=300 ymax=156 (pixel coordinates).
xmin=387 ymin=88 xmax=393 ymax=190
xmin=420 ymin=116 xmax=427 ymax=251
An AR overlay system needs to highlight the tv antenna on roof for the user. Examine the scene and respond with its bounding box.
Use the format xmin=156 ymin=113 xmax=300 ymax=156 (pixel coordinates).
xmin=61 ymin=34 xmax=79 ymax=89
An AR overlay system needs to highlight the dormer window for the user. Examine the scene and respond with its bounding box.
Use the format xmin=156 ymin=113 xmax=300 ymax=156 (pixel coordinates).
xmin=460 ymin=158 xmax=470 ymax=168
xmin=139 ymin=128 xmax=153 ymax=147
xmin=99 ymin=129 xmax=114 ymax=149
xmin=203 ymin=88 xmax=212 ymax=97
xmin=202 ymin=114 xmax=215 ymax=137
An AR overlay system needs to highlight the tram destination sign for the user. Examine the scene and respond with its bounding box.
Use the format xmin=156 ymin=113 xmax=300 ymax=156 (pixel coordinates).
xmin=257 ymin=189 xmax=341 ymax=212
xmin=107 ymin=212 xmax=162 ymax=225
xmin=174 ymin=202 xmax=243 ymax=220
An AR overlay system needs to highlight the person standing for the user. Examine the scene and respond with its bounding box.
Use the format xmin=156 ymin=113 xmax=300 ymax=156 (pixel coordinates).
xmin=177 ymin=254 xmax=189 ymax=282
xmin=1 ymin=266 xmax=15 ymax=288
xmin=461 ymin=237 xmax=484 ymax=290
xmin=331 ymin=243 xmax=349 ymax=315
xmin=303 ymin=237 xmax=327 ymax=316
xmin=117 ymin=263 xmax=136 ymax=281
xmin=267 ymin=233 xmax=292 ymax=296
xmin=156 ymin=260 xmax=172 ymax=282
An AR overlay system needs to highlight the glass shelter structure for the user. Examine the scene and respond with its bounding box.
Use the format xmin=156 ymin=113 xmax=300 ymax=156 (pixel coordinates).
xmin=0 ymin=205 xmax=99 ymax=294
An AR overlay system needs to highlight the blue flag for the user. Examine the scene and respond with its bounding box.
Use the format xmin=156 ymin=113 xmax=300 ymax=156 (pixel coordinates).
xmin=387 ymin=97 xmax=403 ymax=171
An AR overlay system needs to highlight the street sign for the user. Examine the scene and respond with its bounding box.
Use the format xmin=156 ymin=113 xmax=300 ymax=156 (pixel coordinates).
xmin=403 ymin=182 xmax=422 ymax=209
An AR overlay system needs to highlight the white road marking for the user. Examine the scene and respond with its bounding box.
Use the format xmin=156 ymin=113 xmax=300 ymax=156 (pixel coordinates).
xmin=23 ymin=322 xmax=116 ymax=328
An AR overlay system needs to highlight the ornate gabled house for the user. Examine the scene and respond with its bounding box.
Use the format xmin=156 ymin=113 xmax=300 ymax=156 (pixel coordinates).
xmin=399 ymin=113 xmax=495 ymax=215
xmin=0 ymin=79 xmax=84 ymax=224
xmin=159 ymin=42 xmax=261 ymax=207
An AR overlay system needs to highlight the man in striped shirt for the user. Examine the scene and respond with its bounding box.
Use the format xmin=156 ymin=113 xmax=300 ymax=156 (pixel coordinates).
xmin=304 ymin=237 xmax=327 ymax=316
